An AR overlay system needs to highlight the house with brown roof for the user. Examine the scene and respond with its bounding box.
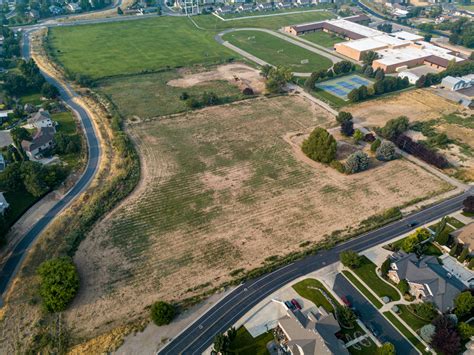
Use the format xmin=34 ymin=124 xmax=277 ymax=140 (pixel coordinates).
xmin=451 ymin=223 xmax=474 ymax=254
xmin=21 ymin=126 xmax=56 ymax=160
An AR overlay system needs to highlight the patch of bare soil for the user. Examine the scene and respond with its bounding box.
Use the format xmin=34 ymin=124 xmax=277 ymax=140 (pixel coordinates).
xmin=66 ymin=96 xmax=449 ymax=345
xmin=346 ymin=89 xmax=464 ymax=128
xmin=168 ymin=63 xmax=265 ymax=94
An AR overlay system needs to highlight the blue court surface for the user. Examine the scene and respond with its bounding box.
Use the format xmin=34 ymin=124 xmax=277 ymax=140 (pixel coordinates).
xmin=315 ymin=74 xmax=374 ymax=101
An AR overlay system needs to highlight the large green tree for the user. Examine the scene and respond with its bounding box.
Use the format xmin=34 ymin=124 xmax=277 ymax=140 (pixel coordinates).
xmin=377 ymin=342 xmax=395 ymax=355
xmin=454 ymin=291 xmax=474 ymax=318
xmin=340 ymin=250 xmax=361 ymax=269
xmin=301 ymin=128 xmax=337 ymax=164
xmin=150 ymin=301 xmax=176 ymax=326
xmin=37 ymin=257 xmax=79 ymax=313
xmin=345 ymin=151 xmax=369 ymax=174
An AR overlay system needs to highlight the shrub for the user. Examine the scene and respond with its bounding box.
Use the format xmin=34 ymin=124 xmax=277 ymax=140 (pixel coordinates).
xmin=330 ymin=160 xmax=345 ymax=173
xmin=379 ymin=116 xmax=409 ymax=140
xmin=202 ymin=91 xmax=219 ymax=106
xmin=336 ymin=305 xmax=357 ymax=327
xmin=402 ymin=228 xmax=430 ymax=253
xmin=414 ymin=302 xmax=438 ymax=320
xmin=370 ymin=138 xmax=381 ymax=152
xmin=376 ymin=141 xmax=397 ymax=161
xmin=336 ymin=111 xmax=353 ymax=124
xmin=301 ymin=128 xmax=337 ymax=164
xmin=364 ymin=133 xmax=376 ymax=142
xmin=353 ymin=129 xmax=364 ymax=144
xmin=377 ymin=342 xmax=395 ymax=355
xmin=37 ymin=257 xmax=79 ymax=313
xmin=450 ymin=242 xmax=459 ymax=257
xmin=340 ymin=119 xmax=354 ymax=136
xmin=458 ymin=246 xmax=469 ymax=263
xmin=179 ymin=92 xmax=189 ymax=100
xmin=242 ymin=87 xmax=254 ymax=96
xmin=150 ymin=301 xmax=176 ymax=326
xmin=398 ymin=279 xmax=409 ymax=295
xmin=345 ymin=151 xmax=369 ymax=174
xmin=340 ymin=250 xmax=361 ymax=268
xmin=454 ymin=291 xmax=474 ymax=318
xmin=458 ymin=322 xmax=474 ymax=341
xmin=420 ymin=324 xmax=436 ymax=343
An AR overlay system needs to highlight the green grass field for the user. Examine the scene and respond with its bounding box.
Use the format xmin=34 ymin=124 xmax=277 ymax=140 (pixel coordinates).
xmin=221 ymin=7 xmax=333 ymax=19
xmin=397 ymin=305 xmax=431 ymax=332
xmin=98 ymin=70 xmax=244 ymax=118
xmin=292 ymin=278 xmax=337 ymax=313
xmin=222 ymin=30 xmax=332 ymax=72
xmin=52 ymin=111 xmax=83 ymax=169
xmin=229 ymin=327 xmax=273 ymax=355
xmin=48 ymin=17 xmax=237 ymax=80
xmin=300 ymin=31 xmax=344 ymax=48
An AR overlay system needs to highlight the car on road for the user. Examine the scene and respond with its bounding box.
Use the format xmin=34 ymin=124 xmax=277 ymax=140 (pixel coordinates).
xmin=291 ymin=299 xmax=302 ymax=310
xmin=341 ymin=296 xmax=351 ymax=307
xmin=368 ymin=322 xmax=379 ymax=337
xmin=407 ymin=221 xmax=419 ymax=227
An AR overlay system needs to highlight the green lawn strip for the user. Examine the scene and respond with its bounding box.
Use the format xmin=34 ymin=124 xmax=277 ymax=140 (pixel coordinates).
xmin=221 ymin=7 xmax=332 ymax=19
xmin=292 ymin=278 xmax=336 ymax=313
xmin=97 ymin=70 xmax=245 ymax=119
xmin=52 ymin=111 xmax=83 ymax=170
xmin=4 ymin=190 xmax=41 ymax=227
xmin=383 ymin=311 xmax=429 ymax=355
xmin=300 ymin=30 xmax=344 ymax=48
xmin=397 ymin=305 xmax=431 ymax=332
xmin=310 ymin=87 xmax=347 ymax=108
xmin=352 ymin=256 xmax=400 ymax=301
xmin=19 ymin=93 xmax=43 ymax=106
xmin=445 ymin=216 xmax=465 ymax=229
xmin=341 ymin=270 xmax=383 ymax=309
xmin=222 ymin=30 xmax=332 ymax=72
xmin=462 ymin=211 xmax=474 ymax=218
xmin=229 ymin=327 xmax=273 ymax=355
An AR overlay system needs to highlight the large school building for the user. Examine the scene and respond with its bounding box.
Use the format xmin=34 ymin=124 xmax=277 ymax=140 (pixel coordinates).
xmin=284 ymin=16 xmax=466 ymax=73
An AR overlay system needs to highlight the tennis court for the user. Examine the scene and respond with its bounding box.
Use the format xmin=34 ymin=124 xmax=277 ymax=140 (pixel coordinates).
xmin=316 ymin=74 xmax=373 ymax=101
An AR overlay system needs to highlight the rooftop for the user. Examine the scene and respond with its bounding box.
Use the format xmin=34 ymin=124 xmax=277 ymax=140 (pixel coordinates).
xmin=391 ymin=31 xmax=424 ymax=41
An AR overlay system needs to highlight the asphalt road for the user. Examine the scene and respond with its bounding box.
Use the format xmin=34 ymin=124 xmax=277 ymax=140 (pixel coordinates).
xmin=0 ymin=30 xmax=101 ymax=301
xmin=332 ymin=274 xmax=417 ymax=355
xmin=160 ymin=190 xmax=470 ymax=354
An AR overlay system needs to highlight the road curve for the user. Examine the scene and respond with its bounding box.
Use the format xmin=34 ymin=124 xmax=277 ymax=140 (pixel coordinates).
xmin=0 ymin=30 xmax=101 ymax=301
xmin=160 ymin=189 xmax=471 ymax=354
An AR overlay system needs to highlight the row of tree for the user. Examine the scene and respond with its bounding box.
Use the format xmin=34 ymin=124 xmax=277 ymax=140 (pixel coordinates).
xmin=348 ymin=76 xmax=409 ymax=103
xmin=416 ymin=60 xmax=474 ymax=89
xmin=304 ymin=61 xmax=356 ymax=90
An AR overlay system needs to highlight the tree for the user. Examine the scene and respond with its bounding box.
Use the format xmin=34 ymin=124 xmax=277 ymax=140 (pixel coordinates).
xmin=431 ymin=315 xmax=461 ymax=355
xmin=41 ymin=82 xmax=60 ymax=99
xmin=345 ymin=151 xmax=369 ymax=174
xmin=469 ymin=258 xmax=474 ymax=270
xmin=353 ymin=129 xmax=364 ymax=144
xmin=150 ymin=301 xmax=176 ymax=326
xmin=420 ymin=324 xmax=436 ymax=343
xmin=340 ymin=119 xmax=354 ymax=136
xmin=379 ymin=116 xmax=409 ymax=140
xmin=347 ymin=88 xmax=360 ymax=103
xmin=414 ymin=302 xmax=438 ymax=321
xmin=37 ymin=257 xmax=79 ymax=313
xmin=340 ymin=250 xmax=361 ymax=269
xmin=434 ymin=218 xmax=449 ymax=245
xmin=377 ymin=23 xmax=392 ymax=33
xmin=265 ymin=66 xmax=293 ymax=93
xmin=371 ymin=138 xmax=381 ymax=152
xmin=0 ymin=162 xmax=23 ymax=191
xmin=458 ymin=246 xmax=469 ymax=263
xmin=381 ymin=257 xmax=391 ymax=277
xmin=454 ymin=291 xmax=474 ymax=318
xmin=213 ymin=333 xmax=230 ymax=354
xmin=458 ymin=322 xmax=474 ymax=341
xmin=336 ymin=305 xmax=357 ymax=327
xmin=117 ymin=6 xmax=123 ymax=14
xmin=364 ymin=65 xmax=374 ymax=77
xmin=377 ymin=342 xmax=395 ymax=355
xmin=301 ymin=128 xmax=337 ymax=164
xmin=424 ymin=34 xmax=432 ymax=42
xmin=336 ymin=111 xmax=352 ymax=124
xmin=398 ymin=279 xmax=409 ymax=295
xmin=361 ymin=51 xmax=379 ymax=65
xmin=375 ymin=68 xmax=385 ymax=81
xmin=463 ymin=196 xmax=474 ymax=214
xmin=304 ymin=73 xmax=318 ymax=90
xmin=376 ymin=141 xmax=397 ymax=161
xmin=202 ymin=91 xmax=219 ymax=106
xmin=450 ymin=242 xmax=459 ymax=257
xmin=260 ymin=64 xmax=272 ymax=79
xmin=402 ymin=228 xmax=430 ymax=253
xmin=332 ymin=61 xmax=353 ymax=75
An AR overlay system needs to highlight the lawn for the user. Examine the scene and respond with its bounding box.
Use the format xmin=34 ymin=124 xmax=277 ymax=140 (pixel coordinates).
xmin=352 ymin=256 xmax=400 ymax=301
xmin=52 ymin=111 xmax=84 ymax=170
xmin=19 ymin=93 xmax=42 ymax=106
xmin=342 ymin=271 xmax=383 ymax=309
xmin=222 ymin=30 xmax=332 ymax=72
xmin=292 ymin=278 xmax=337 ymax=313
xmin=446 ymin=216 xmax=465 ymax=229
xmin=48 ymin=16 xmax=237 ymax=80
xmin=229 ymin=327 xmax=272 ymax=355
xmin=4 ymin=190 xmax=40 ymax=227
xmin=300 ymin=30 xmax=344 ymax=48
xmin=98 ymin=69 xmax=244 ymax=119
xmin=311 ymin=87 xmax=347 ymax=108
xmin=383 ymin=311 xmax=429 ymax=355
xmin=397 ymin=305 xmax=431 ymax=332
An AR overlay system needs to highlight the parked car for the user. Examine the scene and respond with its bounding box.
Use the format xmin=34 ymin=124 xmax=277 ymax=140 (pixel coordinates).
xmin=341 ymin=296 xmax=351 ymax=307
xmin=285 ymin=300 xmax=295 ymax=310
xmin=291 ymin=299 xmax=302 ymax=310
xmin=407 ymin=221 xmax=419 ymax=228
xmin=368 ymin=323 xmax=378 ymax=337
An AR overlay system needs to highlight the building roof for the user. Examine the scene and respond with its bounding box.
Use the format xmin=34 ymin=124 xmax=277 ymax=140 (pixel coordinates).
xmin=290 ymin=16 xmax=375 ymax=39
xmin=21 ymin=126 xmax=56 ymax=153
xmin=391 ymin=30 xmax=424 ymax=41
xmin=451 ymin=222 xmax=474 ymax=250
xmin=27 ymin=109 xmax=51 ymax=125
xmin=392 ymin=253 xmax=465 ymax=311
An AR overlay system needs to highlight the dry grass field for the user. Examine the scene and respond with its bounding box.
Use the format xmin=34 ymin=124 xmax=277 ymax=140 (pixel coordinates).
xmin=346 ymin=89 xmax=464 ymax=127
xmin=65 ymin=95 xmax=450 ymax=337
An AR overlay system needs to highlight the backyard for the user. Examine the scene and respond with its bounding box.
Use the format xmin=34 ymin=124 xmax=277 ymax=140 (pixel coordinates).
xmin=222 ymin=30 xmax=332 ymax=72
xmin=292 ymin=278 xmax=336 ymax=313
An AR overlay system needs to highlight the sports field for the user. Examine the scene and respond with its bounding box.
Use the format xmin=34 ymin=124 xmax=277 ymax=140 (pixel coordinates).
xmin=316 ymin=74 xmax=373 ymax=100
xmin=222 ymin=30 xmax=332 ymax=72
xmin=301 ymin=31 xmax=344 ymax=48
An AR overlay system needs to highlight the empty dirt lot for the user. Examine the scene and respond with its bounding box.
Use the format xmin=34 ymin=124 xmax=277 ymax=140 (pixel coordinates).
xmin=346 ymin=89 xmax=464 ymax=127
xmin=68 ymin=95 xmax=451 ymax=339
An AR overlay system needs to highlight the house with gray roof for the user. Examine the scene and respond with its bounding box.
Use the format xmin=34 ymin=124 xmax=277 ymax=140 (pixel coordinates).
xmin=21 ymin=126 xmax=56 ymax=159
xmin=26 ymin=109 xmax=54 ymax=130
xmin=277 ymin=306 xmax=348 ymax=355
xmin=388 ymin=253 xmax=465 ymax=312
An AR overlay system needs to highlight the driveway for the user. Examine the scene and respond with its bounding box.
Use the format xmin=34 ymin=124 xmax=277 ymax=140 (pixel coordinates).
xmin=332 ymin=274 xmax=418 ymax=355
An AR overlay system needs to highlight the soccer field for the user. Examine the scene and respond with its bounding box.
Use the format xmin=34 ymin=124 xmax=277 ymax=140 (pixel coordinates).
xmin=222 ymin=30 xmax=332 ymax=72
xmin=316 ymin=74 xmax=374 ymax=100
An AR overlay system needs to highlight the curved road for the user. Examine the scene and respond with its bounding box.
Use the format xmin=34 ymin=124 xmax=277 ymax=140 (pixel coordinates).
xmin=0 ymin=30 xmax=101 ymax=301
xmin=160 ymin=189 xmax=471 ymax=354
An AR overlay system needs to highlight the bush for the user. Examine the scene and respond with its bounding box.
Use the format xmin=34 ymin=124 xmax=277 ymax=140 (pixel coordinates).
xmin=330 ymin=160 xmax=346 ymax=173
xmin=345 ymin=151 xmax=369 ymax=174
xmin=381 ymin=257 xmax=391 ymax=276
xmin=336 ymin=111 xmax=353 ymax=124
xmin=458 ymin=246 xmax=469 ymax=263
xmin=37 ymin=257 xmax=79 ymax=313
xmin=398 ymin=279 xmax=409 ymax=295
xmin=377 ymin=342 xmax=395 ymax=355
xmin=376 ymin=141 xmax=397 ymax=161
xmin=402 ymin=228 xmax=430 ymax=253
xmin=414 ymin=302 xmax=438 ymax=320
xmin=353 ymin=129 xmax=364 ymax=144
xmin=379 ymin=116 xmax=409 ymax=140
xmin=364 ymin=133 xmax=376 ymax=142
xmin=340 ymin=250 xmax=361 ymax=269
xmin=420 ymin=324 xmax=436 ymax=343
xmin=179 ymin=92 xmax=189 ymax=100
xmin=336 ymin=305 xmax=357 ymax=327
xmin=458 ymin=322 xmax=474 ymax=341
xmin=454 ymin=291 xmax=474 ymax=318
xmin=301 ymin=128 xmax=337 ymax=164
xmin=242 ymin=87 xmax=254 ymax=96
xmin=370 ymin=138 xmax=381 ymax=152
xmin=340 ymin=119 xmax=354 ymax=136
xmin=150 ymin=301 xmax=176 ymax=326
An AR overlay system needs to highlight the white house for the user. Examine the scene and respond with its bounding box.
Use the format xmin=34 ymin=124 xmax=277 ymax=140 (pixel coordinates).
xmin=26 ymin=109 xmax=54 ymax=130
xmin=21 ymin=127 xmax=56 ymax=159
xmin=441 ymin=74 xmax=474 ymax=91
xmin=66 ymin=2 xmax=82 ymax=12
xmin=0 ymin=192 xmax=9 ymax=215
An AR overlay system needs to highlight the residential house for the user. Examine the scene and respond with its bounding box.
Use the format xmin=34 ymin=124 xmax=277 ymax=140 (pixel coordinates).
xmin=0 ymin=153 xmax=5 ymax=172
xmin=451 ymin=223 xmax=474 ymax=254
xmin=23 ymin=103 xmax=36 ymax=114
xmin=21 ymin=126 xmax=56 ymax=159
xmin=215 ymin=5 xmax=234 ymax=13
xmin=237 ymin=3 xmax=253 ymax=11
xmin=441 ymin=74 xmax=474 ymax=91
xmin=277 ymin=306 xmax=349 ymax=355
xmin=27 ymin=110 xmax=54 ymax=130
xmin=388 ymin=253 xmax=465 ymax=311
xmin=257 ymin=2 xmax=273 ymax=10
xmin=296 ymin=0 xmax=311 ymax=5
xmin=28 ymin=9 xmax=40 ymax=19
xmin=66 ymin=2 xmax=82 ymax=12
xmin=0 ymin=192 xmax=9 ymax=215
xmin=49 ymin=5 xmax=63 ymax=15
xmin=0 ymin=110 xmax=12 ymax=124
xmin=230 ymin=0 xmax=246 ymax=3
xmin=277 ymin=0 xmax=293 ymax=8
xmin=439 ymin=254 xmax=474 ymax=289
